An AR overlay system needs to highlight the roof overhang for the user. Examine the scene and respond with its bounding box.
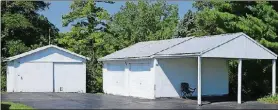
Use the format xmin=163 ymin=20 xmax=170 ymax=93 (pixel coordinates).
xmin=6 ymin=45 xmax=90 ymax=62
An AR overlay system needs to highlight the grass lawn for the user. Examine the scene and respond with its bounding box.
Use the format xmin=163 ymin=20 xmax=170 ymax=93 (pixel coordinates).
xmin=258 ymin=95 xmax=278 ymax=104
xmin=1 ymin=101 xmax=33 ymax=109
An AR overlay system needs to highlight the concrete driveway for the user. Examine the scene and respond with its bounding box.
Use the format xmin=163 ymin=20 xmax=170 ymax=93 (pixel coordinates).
xmin=1 ymin=93 xmax=278 ymax=109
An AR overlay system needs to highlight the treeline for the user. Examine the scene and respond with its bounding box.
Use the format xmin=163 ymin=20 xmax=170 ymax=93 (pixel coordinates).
xmin=1 ymin=1 xmax=278 ymax=99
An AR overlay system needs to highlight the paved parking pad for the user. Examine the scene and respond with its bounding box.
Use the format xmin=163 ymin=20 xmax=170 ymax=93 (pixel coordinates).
xmin=2 ymin=93 xmax=278 ymax=109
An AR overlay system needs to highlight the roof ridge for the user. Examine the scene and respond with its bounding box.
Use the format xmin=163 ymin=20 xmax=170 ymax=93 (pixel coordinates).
xmin=152 ymin=37 xmax=195 ymax=56
xmin=137 ymin=37 xmax=192 ymax=44
xmin=196 ymin=32 xmax=244 ymax=39
xmin=200 ymin=33 xmax=244 ymax=55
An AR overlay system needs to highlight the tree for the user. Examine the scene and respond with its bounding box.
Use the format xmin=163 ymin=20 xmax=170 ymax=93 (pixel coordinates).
xmin=179 ymin=1 xmax=278 ymax=99
xmin=1 ymin=1 xmax=59 ymax=91
xmin=177 ymin=10 xmax=197 ymax=37
xmin=56 ymin=0 xmax=112 ymax=93
xmin=107 ymin=0 xmax=179 ymax=50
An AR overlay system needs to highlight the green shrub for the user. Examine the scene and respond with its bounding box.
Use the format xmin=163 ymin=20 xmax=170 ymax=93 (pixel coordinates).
xmin=258 ymin=95 xmax=278 ymax=104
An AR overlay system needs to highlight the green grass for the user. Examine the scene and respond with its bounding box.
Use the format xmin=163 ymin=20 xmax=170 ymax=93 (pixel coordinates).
xmin=258 ymin=95 xmax=278 ymax=104
xmin=1 ymin=91 xmax=7 ymax=94
xmin=1 ymin=101 xmax=33 ymax=109
xmin=96 ymin=92 xmax=104 ymax=95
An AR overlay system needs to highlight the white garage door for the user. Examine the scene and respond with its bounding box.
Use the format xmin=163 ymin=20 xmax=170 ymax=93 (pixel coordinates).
xmin=104 ymin=63 xmax=126 ymax=95
xmin=16 ymin=62 xmax=53 ymax=92
xmin=54 ymin=62 xmax=85 ymax=92
xmin=128 ymin=63 xmax=154 ymax=99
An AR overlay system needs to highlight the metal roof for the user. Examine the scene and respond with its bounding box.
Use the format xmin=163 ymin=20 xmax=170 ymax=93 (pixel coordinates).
xmin=99 ymin=32 xmax=277 ymax=61
xmin=157 ymin=33 xmax=241 ymax=55
xmin=99 ymin=37 xmax=193 ymax=60
xmin=6 ymin=45 xmax=90 ymax=61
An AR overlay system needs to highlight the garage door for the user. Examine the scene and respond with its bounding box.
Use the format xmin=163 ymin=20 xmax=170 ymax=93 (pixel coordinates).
xmin=104 ymin=62 xmax=126 ymax=95
xmin=54 ymin=62 xmax=85 ymax=92
xmin=16 ymin=62 xmax=53 ymax=92
xmin=128 ymin=63 xmax=154 ymax=98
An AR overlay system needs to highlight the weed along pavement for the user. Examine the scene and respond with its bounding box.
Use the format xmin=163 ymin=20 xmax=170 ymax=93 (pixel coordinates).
xmin=1 ymin=93 xmax=278 ymax=109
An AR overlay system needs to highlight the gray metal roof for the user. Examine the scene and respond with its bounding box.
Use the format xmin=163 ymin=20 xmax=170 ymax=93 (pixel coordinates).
xmin=99 ymin=32 xmax=277 ymax=61
xmin=157 ymin=33 xmax=241 ymax=55
xmin=99 ymin=37 xmax=193 ymax=60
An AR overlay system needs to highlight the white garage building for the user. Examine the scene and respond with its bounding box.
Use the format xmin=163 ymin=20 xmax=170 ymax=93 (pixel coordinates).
xmin=6 ymin=45 xmax=88 ymax=93
xmin=99 ymin=32 xmax=277 ymax=105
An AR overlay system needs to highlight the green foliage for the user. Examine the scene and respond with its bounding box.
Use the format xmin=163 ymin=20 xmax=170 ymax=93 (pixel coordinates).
xmin=177 ymin=10 xmax=195 ymax=37
xmin=1 ymin=101 xmax=34 ymax=109
xmin=108 ymin=0 xmax=179 ymax=49
xmin=56 ymin=0 xmax=113 ymax=93
xmin=258 ymin=95 xmax=278 ymax=104
xmin=178 ymin=1 xmax=278 ymax=98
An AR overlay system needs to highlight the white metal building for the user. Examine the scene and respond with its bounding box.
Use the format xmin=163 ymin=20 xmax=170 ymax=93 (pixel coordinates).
xmin=6 ymin=45 xmax=88 ymax=93
xmin=99 ymin=32 xmax=277 ymax=105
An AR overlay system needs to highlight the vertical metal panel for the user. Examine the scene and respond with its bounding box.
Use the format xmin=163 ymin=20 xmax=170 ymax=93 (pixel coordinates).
xmin=54 ymin=62 xmax=86 ymax=93
xmin=128 ymin=61 xmax=154 ymax=99
xmin=15 ymin=62 xmax=53 ymax=92
xmin=6 ymin=62 xmax=14 ymax=92
xmin=124 ymin=61 xmax=129 ymax=96
xmin=197 ymin=56 xmax=202 ymax=105
xmin=103 ymin=61 xmax=126 ymax=96
xmin=273 ymin=59 xmax=276 ymax=96
xmin=238 ymin=59 xmax=242 ymax=104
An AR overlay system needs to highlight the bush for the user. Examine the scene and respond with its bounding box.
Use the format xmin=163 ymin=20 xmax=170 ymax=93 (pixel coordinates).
xmin=258 ymin=95 xmax=278 ymax=104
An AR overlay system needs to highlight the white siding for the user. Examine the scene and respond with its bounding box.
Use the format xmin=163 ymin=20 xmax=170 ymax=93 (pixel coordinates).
xmin=7 ymin=62 xmax=15 ymax=92
xmin=15 ymin=62 xmax=53 ymax=92
xmin=155 ymin=58 xmax=228 ymax=98
xmin=17 ymin=47 xmax=85 ymax=63
xmin=103 ymin=61 xmax=127 ymax=96
xmin=128 ymin=60 xmax=154 ymax=99
xmin=54 ymin=62 xmax=86 ymax=93
xmin=203 ymin=35 xmax=276 ymax=59
xmin=7 ymin=47 xmax=87 ymax=93
xmin=103 ymin=59 xmax=155 ymax=99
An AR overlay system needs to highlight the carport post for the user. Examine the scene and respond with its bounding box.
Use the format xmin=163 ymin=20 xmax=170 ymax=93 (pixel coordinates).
xmin=197 ymin=56 xmax=202 ymax=106
xmin=272 ymin=59 xmax=276 ymax=96
xmin=238 ymin=59 xmax=242 ymax=104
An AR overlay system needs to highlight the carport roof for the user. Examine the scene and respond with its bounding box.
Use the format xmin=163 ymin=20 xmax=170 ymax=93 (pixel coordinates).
xmin=99 ymin=32 xmax=277 ymax=61
xmin=6 ymin=45 xmax=90 ymax=61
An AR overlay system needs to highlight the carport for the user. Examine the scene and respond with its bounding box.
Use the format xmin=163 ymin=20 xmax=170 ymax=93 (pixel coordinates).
xmin=100 ymin=32 xmax=277 ymax=106
xmin=154 ymin=33 xmax=277 ymax=105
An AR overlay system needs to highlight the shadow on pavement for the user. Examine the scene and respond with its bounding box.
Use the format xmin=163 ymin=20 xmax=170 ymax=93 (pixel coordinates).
xmin=185 ymin=95 xmax=257 ymax=105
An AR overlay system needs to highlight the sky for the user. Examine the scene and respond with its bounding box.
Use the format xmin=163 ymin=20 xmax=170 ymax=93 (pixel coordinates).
xmin=40 ymin=1 xmax=194 ymax=33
